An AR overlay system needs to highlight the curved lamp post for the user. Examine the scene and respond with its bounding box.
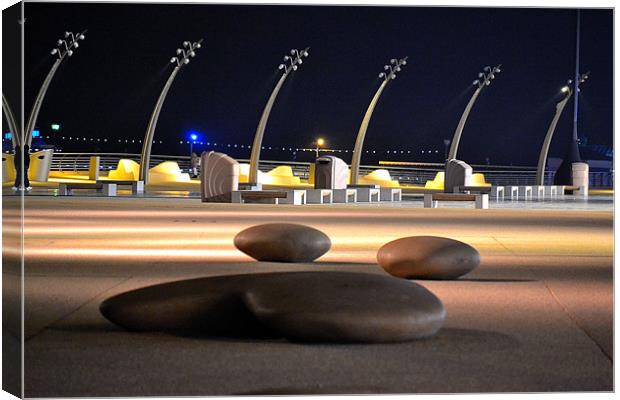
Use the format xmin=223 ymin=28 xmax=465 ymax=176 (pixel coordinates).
xmin=447 ymin=64 xmax=501 ymax=161
xmin=25 ymin=30 xmax=86 ymax=147
xmin=2 ymin=93 xmax=20 ymax=148
xmin=247 ymin=47 xmax=309 ymax=186
xmin=139 ymin=39 xmax=202 ymax=184
xmin=350 ymin=56 xmax=407 ymax=185
xmin=536 ymin=73 xmax=588 ymax=185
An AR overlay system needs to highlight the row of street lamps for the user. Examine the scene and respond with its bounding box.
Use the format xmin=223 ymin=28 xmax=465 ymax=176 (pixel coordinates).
xmin=2 ymin=29 xmax=587 ymax=186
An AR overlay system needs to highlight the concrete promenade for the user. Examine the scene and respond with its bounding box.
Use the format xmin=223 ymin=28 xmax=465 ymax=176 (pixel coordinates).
xmin=2 ymin=196 xmax=613 ymax=396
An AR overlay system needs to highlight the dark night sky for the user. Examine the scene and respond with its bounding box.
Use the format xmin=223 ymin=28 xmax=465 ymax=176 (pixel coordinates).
xmin=14 ymin=2 xmax=614 ymax=165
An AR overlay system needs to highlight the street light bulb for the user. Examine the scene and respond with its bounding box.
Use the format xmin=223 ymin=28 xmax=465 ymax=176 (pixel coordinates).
xmin=50 ymin=48 xmax=58 ymax=55
xmin=472 ymin=80 xmax=479 ymax=86
xmin=486 ymin=80 xmax=491 ymax=86
xmin=317 ymin=138 xmax=325 ymax=146
xmin=73 ymin=42 xmax=79 ymax=48
xmin=79 ymin=34 xmax=85 ymax=40
xmin=195 ymin=43 xmax=201 ymax=48
xmin=183 ymin=41 xmax=189 ymax=47
xmin=379 ymin=72 xmax=385 ymax=78
xmin=298 ymin=59 xmax=303 ymax=64
xmin=65 ymin=31 xmax=70 ymax=37
xmin=67 ymin=50 xmax=73 ymax=56
xmin=384 ymin=65 xmax=390 ymax=70
xmin=561 ymin=86 xmax=569 ymax=93
xmin=391 ymin=74 xmax=396 ymax=80
xmin=395 ymin=66 xmax=401 ymax=72
xmin=57 ymin=39 xmax=63 ymax=45
xmin=284 ymin=56 xmax=289 ymax=61
xmin=184 ymin=58 xmax=190 ymax=64
xmin=278 ymin=64 xmax=285 ymax=70
xmin=170 ymin=57 xmax=177 ymax=63
xmin=478 ymin=72 xmax=484 ymax=78
xmin=290 ymin=49 xmax=296 ymax=55
xmin=302 ymin=50 xmax=309 ymax=57
xmin=190 ymin=51 xmax=195 ymax=57
xmin=390 ymin=58 xmax=396 ymax=64
xmin=176 ymin=49 xmax=182 ymax=54
xmin=292 ymin=65 xmax=298 ymax=70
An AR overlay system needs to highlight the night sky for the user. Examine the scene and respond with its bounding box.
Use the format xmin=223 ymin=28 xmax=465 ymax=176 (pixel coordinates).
xmin=12 ymin=3 xmax=614 ymax=165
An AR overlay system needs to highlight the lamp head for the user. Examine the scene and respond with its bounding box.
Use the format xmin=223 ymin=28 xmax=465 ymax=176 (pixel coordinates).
xmin=78 ymin=34 xmax=85 ymax=40
xmin=67 ymin=50 xmax=73 ymax=56
xmin=50 ymin=48 xmax=58 ymax=55
xmin=292 ymin=65 xmax=298 ymax=71
xmin=170 ymin=57 xmax=178 ymax=63
xmin=378 ymin=72 xmax=385 ymax=78
xmin=472 ymin=79 xmax=479 ymax=86
xmin=561 ymin=86 xmax=570 ymax=93
xmin=278 ymin=64 xmax=285 ymax=70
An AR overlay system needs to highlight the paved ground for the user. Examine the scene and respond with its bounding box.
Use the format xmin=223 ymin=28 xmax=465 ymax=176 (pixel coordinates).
xmin=2 ymin=196 xmax=614 ymax=396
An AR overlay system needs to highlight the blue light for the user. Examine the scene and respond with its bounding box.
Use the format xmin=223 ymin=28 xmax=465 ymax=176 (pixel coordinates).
xmin=32 ymin=130 xmax=40 ymax=138
xmin=4 ymin=132 xmax=11 ymax=140
xmin=186 ymin=130 xmax=202 ymax=142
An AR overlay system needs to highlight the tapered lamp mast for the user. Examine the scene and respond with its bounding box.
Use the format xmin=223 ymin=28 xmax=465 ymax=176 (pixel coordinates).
xmin=247 ymin=47 xmax=309 ymax=186
xmin=350 ymin=56 xmax=407 ymax=185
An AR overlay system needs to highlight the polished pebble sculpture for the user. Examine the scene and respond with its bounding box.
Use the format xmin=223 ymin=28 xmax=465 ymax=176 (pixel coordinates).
xmin=100 ymin=271 xmax=445 ymax=343
xmin=377 ymin=236 xmax=480 ymax=280
xmin=234 ymin=223 xmax=331 ymax=262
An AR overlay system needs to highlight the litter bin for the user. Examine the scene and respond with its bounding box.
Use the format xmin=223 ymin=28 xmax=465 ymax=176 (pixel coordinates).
xmin=314 ymin=156 xmax=349 ymax=189
xmin=28 ymin=149 xmax=54 ymax=182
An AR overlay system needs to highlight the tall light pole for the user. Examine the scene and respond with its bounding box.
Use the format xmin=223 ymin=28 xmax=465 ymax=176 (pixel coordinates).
xmin=536 ymin=73 xmax=588 ymax=185
xmin=139 ymin=39 xmax=202 ymax=184
xmin=447 ymin=64 xmax=501 ymax=161
xmin=314 ymin=137 xmax=325 ymax=157
xmin=2 ymin=93 xmax=20 ymax=148
xmin=350 ymin=56 xmax=407 ymax=185
xmin=247 ymin=47 xmax=309 ymax=186
xmin=25 ymin=30 xmax=86 ymax=147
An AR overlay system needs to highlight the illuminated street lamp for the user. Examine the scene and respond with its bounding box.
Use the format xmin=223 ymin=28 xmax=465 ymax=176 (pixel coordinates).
xmin=139 ymin=39 xmax=203 ymax=184
xmin=314 ymin=137 xmax=325 ymax=157
xmin=536 ymin=72 xmax=589 ymax=185
xmin=247 ymin=47 xmax=309 ymax=186
xmin=447 ymin=64 xmax=501 ymax=160
xmin=25 ymin=30 xmax=86 ymax=147
xmin=350 ymin=56 xmax=407 ymax=185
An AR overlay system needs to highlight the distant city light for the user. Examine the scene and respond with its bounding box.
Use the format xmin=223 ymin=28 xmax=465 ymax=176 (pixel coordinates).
xmin=51 ymin=123 xmax=61 ymax=130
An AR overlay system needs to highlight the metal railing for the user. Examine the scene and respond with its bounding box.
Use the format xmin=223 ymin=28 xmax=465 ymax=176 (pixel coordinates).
xmin=49 ymin=152 xmax=613 ymax=188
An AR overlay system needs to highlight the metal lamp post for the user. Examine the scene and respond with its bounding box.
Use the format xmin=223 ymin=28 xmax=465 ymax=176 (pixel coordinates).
xmin=139 ymin=39 xmax=202 ymax=184
xmin=350 ymin=56 xmax=407 ymax=185
xmin=447 ymin=64 xmax=501 ymax=161
xmin=247 ymin=47 xmax=309 ymax=186
xmin=25 ymin=30 xmax=86 ymax=147
xmin=536 ymin=73 xmax=588 ymax=185
xmin=2 ymin=93 xmax=20 ymax=148
xmin=314 ymin=137 xmax=325 ymax=157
